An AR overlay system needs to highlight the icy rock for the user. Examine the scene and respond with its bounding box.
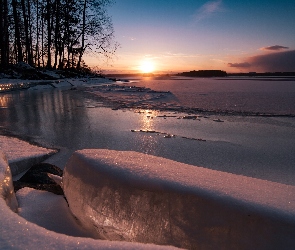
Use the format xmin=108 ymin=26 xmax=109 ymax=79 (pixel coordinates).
xmin=14 ymin=163 xmax=64 ymax=195
xmin=63 ymin=149 xmax=295 ymax=250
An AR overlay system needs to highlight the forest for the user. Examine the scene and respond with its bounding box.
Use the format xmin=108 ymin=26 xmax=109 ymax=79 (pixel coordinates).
xmin=0 ymin=0 xmax=117 ymax=71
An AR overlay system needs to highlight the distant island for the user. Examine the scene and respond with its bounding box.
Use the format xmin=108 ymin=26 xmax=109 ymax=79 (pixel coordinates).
xmin=177 ymin=70 xmax=227 ymax=77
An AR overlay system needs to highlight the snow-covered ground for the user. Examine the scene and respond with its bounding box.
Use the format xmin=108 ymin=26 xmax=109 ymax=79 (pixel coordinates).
xmin=1 ymin=135 xmax=295 ymax=249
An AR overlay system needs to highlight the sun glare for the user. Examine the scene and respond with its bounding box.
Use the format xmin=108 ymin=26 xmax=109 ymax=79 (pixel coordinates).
xmin=139 ymin=60 xmax=155 ymax=73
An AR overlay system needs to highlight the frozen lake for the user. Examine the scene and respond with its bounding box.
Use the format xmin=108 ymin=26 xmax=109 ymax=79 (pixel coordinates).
xmin=124 ymin=76 xmax=295 ymax=115
xmin=0 ymin=79 xmax=295 ymax=185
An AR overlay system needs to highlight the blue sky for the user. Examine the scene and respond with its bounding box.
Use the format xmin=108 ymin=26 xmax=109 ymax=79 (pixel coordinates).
xmin=89 ymin=0 xmax=295 ymax=73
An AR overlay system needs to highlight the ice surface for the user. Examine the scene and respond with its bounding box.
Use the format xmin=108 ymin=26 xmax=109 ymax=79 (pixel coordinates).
xmin=63 ymin=149 xmax=295 ymax=249
xmin=0 ymin=150 xmax=177 ymax=249
xmin=86 ymin=84 xmax=179 ymax=110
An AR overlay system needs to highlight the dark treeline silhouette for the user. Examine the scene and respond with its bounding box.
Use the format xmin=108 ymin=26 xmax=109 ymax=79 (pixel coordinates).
xmin=0 ymin=0 xmax=117 ymax=70
xmin=178 ymin=70 xmax=227 ymax=77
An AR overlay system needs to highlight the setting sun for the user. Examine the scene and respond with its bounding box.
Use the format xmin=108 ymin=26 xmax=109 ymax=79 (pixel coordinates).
xmin=139 ymin=60 xmax=155 ymax=73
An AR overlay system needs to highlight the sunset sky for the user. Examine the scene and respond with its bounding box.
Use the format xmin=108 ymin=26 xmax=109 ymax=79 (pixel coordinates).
xmin=89 ymin=0 xmax=295 ymax=74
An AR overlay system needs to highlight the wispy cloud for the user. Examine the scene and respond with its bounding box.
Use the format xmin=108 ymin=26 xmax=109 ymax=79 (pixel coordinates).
xmin=122 ymin=36 xmax=136 ymax=41
xmin=162 ymin=52 xmax=202 ymax=58
xmin=193 ymin=0 xmax=224 ymax=22
xmin=260 ymin=45 xmax=289 ymax=51
xmin=228 ymin=62 xmax=251 ymax=68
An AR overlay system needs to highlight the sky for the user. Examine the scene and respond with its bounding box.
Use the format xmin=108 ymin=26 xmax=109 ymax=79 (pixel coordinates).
xmin=87 ymin=0 xmax=295 ymax=74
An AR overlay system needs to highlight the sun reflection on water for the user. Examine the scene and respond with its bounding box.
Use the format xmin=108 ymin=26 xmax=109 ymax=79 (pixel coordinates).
xmin=0 ymin=95 xmax=10 ymax=107
xmin=137 ymin=109 xmax=160 ymax=154
xmin=139 ymin=110 xmax=158 ymax=131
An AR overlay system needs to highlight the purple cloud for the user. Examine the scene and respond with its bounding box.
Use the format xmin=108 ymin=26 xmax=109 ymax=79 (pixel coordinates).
xmin=249 ymin=50 xmax=295 ymax=72
xmin=228 ymin=50 xmax=295 ymax=72
xmin=260 ymin=45 xmax=289 ymax=51
xmin=228 ymin=62 xmax=251 ymax=68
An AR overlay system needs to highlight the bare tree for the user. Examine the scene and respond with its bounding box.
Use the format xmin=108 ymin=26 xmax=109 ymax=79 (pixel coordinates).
xmin=76 ymin=0 xmax=118 ymax=70
xmin=1 ymin=0 xmax=118 ymax=70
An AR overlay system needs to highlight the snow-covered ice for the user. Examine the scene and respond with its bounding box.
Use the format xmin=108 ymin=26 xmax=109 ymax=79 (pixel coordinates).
xmin=63 ymin=149 xmax=295 ymax=249
xmin=0 ymin=135 xmax=56 ymax=176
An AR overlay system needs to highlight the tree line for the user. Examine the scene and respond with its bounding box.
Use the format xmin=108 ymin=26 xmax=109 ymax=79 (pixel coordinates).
xmin=0 ymin=0 xmax=117 ymax=70
xmin=177 ymin=70 xmax=228 ymax=77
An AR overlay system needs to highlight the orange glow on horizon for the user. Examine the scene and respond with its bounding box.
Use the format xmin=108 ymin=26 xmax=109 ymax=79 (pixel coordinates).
xmin=139 ymin=60 xmax=155 ymax=73
xmin=86 ymin=53 xmax=255 ymax=74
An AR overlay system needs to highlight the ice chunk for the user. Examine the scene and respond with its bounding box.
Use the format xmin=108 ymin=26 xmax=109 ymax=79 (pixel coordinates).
xmin=0 ymin=150 xmax=177 ymax=249
xmin=0 ymin=151 xmax=18 ymax=212
xmin=63 ymin=149 xmax=295 ymax=249
xmin=0 ymin=135 xmax=56 ymax=175
xmin=47 ymin=173 xmax=63 ymax=186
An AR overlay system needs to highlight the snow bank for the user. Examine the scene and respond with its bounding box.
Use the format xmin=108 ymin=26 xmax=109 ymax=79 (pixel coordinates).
xmin=63 ymin=149 xmax=295 ymax=250
xmin=0 ymin=135 xmax=56 ymax=175
xmin=16 ymin=187 xmax=98 ymax=238
xmin=0 ymin=77 xmax=112 ymax=92
xmin=0 ymin=151 xmax=177 ymax=249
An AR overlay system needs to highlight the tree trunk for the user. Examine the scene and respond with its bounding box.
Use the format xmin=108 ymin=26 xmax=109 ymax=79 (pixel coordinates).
xmin=0 ymin=0 xmax=2 ymax=65
xmin=27 ymin=0 xmax=34 ymax=65
xmin=12 ymin=0 xmax=24 ymax=62
xmin=46 ymin=0 xmax=51 ymax=68
xmin=41 ymin=3 xmax=45 ymax=67
xmin=21 ymin=0 xmax=33 ymax=65
xmin=77 ymin=0 xmax=87 ymax=69
xmin=53 ymin=0 xmax=60 ymax=69
xmin=35 ymin=0 xmax=40 ymax=67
